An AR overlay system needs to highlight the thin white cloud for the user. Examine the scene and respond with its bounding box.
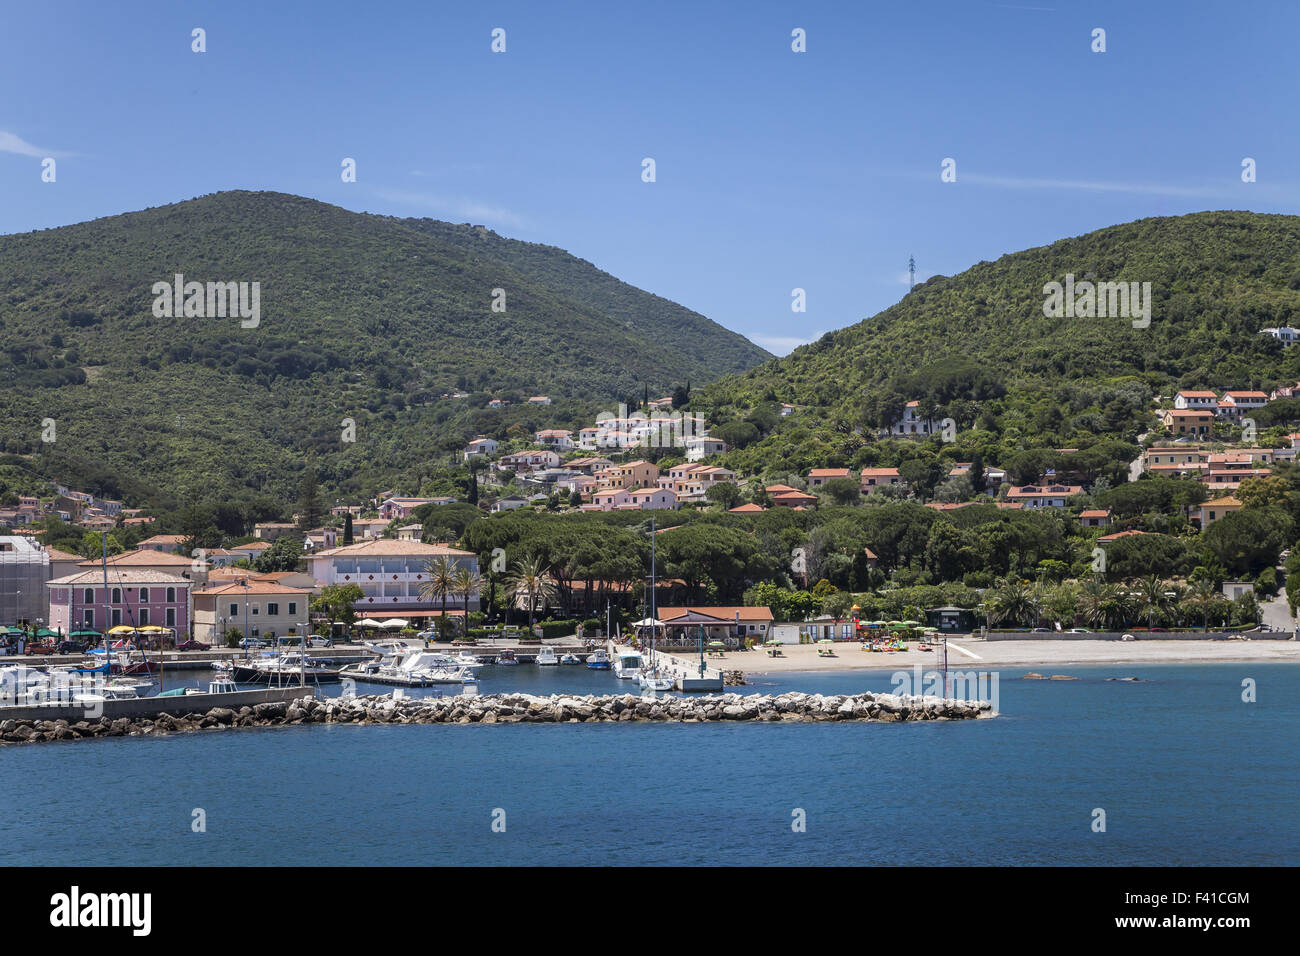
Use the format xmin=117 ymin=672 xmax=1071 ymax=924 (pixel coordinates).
xmin=0 ymin=130 xmax=64 ymax=158
xmin=753 ymin=333 xmax=824 ymax=355
xmin=958 ymin=171 xmax=1225 ymax=199
xmin=371 ymin=187 xmax=528 ymax=229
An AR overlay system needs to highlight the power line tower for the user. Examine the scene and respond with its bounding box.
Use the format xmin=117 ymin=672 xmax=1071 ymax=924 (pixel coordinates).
xmin=908 ymin=255 xmax=916 ymax=289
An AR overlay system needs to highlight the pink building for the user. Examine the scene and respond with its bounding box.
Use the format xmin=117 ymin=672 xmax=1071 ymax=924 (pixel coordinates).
xmin=46 ymin=568 xmax=192 ymax=637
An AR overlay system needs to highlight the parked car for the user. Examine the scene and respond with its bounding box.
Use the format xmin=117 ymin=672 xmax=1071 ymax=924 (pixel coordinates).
xmin=308 ymin=635 xmax=332 ymax=647
xmin=416 ymin=628 xmax=438 ymax=641
xmin=1030 ymin=628 xmax=1050 ymax=633
xmin=24 ymin=642 xmax=56 ymax=655
xmin=240 ymin=637 xmax=267 ymax=649
xmin=177 ymin=640 xmax=211 ymax=651
xmin=55 ymin=640 xmax=86 ymax=655
xmin=1066 ymin=628 xmax=1092 ymax=634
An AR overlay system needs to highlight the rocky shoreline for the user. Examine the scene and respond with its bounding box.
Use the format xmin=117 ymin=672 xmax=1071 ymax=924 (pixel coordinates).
xmin=0 ymin=690 xmax=995 ymax=745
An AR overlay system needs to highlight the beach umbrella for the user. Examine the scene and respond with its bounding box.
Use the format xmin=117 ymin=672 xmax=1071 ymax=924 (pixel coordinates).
xmin=108 ymin=625 xmax=138 ymax=635
xmin=355 ymin=618 xmax=383 ymax=628
xmin=379 ymin=619 xmax=408 ymax=629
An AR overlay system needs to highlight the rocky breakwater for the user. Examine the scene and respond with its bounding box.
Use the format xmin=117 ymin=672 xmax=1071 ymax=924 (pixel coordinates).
xmin=0 ymin=691 xmax=994 ymax=744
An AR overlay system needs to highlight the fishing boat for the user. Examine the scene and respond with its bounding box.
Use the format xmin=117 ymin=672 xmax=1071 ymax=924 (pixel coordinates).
xmin=535 ymin=645 xmax=559 ymax=666
xmin=613 ymin=648 xmax=644 ymax=680
xmin=495 ymin=649 xmax=518 ymax=666
xmin=585 ymin=648 xmax=611 ymax=670
xmin=560 ymin=652 xmax=583 ymax=665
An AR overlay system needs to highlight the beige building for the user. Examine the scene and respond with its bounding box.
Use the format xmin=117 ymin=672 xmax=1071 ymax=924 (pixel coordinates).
xmin=193 ymin=577 xmax=315 ymax=644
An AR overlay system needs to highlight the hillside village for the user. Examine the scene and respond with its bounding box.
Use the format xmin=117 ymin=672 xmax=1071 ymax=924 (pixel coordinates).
xmin=8 ymin=372 xmax=1300 ymax=646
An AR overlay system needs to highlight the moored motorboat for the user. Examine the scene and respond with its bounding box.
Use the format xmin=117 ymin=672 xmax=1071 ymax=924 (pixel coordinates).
xmin=535 ymin=645 xmax=559 ymax=666
xmin=560 ymin=652 xmax=582 ymax=665
xmin=585 ymin=648 xmax=610 ymax=670
xmin=613 ymin=648 xmax=644 ymax=680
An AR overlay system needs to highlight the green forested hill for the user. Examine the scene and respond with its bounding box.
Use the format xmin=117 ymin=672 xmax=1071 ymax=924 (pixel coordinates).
xmin=0 ymin=191 xmax=768 ymax=505
xmin=695 ymin=211 xmax=1300 ymax=477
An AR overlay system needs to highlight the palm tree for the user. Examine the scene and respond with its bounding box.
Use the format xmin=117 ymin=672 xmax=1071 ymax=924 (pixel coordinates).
xmin=1183 ymin=579 xmax=1219 ymax=632
xmin=1077 ymin=576 xmax=1120 ymax=630
xmin=452 ymin=564 xmax=481 ymax=635
xmin=988 ymin=579 xmax=1035 ymax=628
xmin=1135 ymin=575 xmax=1169 ymax=631
xmin=418 ymin=555 xmax=457 ymax=636
xmin=505 ymin=556 xmax=558 ymax=630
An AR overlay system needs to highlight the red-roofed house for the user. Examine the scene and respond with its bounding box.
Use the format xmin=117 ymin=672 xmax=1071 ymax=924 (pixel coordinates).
xmin=1079 ymin=509 xmax=1112 ymax=528
xmin=860 ymin=468 xmax=904 ymax=494
xmin=807 ymin=468 xmax=851 ymax=488
xmin=1003 ymin=484 xmax=1083 ymax=508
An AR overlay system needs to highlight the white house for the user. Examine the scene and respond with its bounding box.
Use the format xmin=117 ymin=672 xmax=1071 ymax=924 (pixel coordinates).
xmin=533 ymin=429 xmax=575 ymax=451
xmin=1261 ymin=327 xmax=1300 ymax=345
xmin=463 ymin=437 xmax=499 ymax=461
xmin=1216 ymin=390 xmax=1268 ymax=419
xmin=683 ymin=436 xmax=727 ymax=461
xmin=1172 ymin=390 xmax=1218 ymax=410
xmin=889 ymin=401 xmax=936 ymax=436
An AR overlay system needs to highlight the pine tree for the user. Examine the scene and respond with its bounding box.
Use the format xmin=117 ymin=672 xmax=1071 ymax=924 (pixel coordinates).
xmin=343 ymin=512 xmax=354 ymax=545
xmin=297 ymin=470 xmax=323 ymax=530
xmin=970 ymin=451 xmax=987 ymax=495
xmin=468 ymin=464 xmax=479 ymax=506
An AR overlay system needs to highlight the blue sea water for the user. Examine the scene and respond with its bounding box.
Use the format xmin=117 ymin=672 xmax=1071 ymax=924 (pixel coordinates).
xmin=2 ymin=663 xmax=1296 ymax=866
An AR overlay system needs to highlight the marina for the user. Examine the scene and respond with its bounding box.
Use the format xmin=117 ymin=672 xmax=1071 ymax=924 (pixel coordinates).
xmin=2 ymin=663 xmax=1294 ymax=867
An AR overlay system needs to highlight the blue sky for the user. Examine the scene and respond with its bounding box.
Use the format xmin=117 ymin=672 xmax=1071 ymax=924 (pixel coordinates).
xmin=2 ymin=0 xmax=1296 ymax=355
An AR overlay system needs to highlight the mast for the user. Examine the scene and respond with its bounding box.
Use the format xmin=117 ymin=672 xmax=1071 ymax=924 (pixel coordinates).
xmin=649 ymin=516 xmax=656 ymax=669
xmin=101 ymin=532 xmax=109 ymax=679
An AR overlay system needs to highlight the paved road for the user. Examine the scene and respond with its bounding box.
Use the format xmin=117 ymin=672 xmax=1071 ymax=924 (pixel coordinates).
xmin=1260 ymin=592 xmax=1294 ymax=631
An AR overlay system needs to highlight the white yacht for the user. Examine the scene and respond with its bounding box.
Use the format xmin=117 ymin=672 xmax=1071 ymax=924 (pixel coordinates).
xmin=535 ymin=645 xmax=559 ymax=666
xmin=340 ymin=649 xmax=478 ymax=687
xmin=613 ymin=648 xmax=644 ymax=680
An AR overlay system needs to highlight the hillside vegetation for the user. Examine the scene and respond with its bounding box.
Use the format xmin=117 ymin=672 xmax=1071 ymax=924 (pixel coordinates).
xmin=0 ymin=191 xmax=768 ymax=505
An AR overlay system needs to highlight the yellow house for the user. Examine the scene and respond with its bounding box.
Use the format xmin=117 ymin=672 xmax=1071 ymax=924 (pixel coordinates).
xmin=1199 ymin=496 xmax=1243 ymax=527
xmin=594 ymin=459 xmax=660 ymax=489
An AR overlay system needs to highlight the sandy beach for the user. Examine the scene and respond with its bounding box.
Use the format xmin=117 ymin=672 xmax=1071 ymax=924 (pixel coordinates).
xmin=685 ymin=638 xmax=1300 ymax=676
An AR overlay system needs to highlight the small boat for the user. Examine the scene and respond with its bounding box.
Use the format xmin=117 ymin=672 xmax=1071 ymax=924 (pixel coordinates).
xmin=495 ymin=649 xmax=518 ymax=666
xmin=585 ymin=649 xmax=611 ymax=670
xmin=156 ymin=677 xmax=240 ymax=698
xmin=613 ymin=648 xmax=644 ymax=680
xmin=535 ymin=645 xmax=559 ymax=666
xmin=638 ymin=669 xmax=674 ymax=692
xmin=560 ymin=652 xmax=582 ymax=665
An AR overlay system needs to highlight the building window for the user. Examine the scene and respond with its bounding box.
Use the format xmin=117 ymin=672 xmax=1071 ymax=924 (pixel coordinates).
xmin=267 ymin=603 xmax=279 ymax=616
xmin=139 ymin=588 xmax=149 ymax=603
xmin=288 ymin=602 xmax=297 ymax=615
xmin=111 ymin=609 xmax=122 ymax=627
xmin=251 ymin=605 xmax=259 ymax=615
xmin=166 ymin=608 xmax=176 ymax=628
xmin=83 ymin=588 xmax=94 ymax=604
xmin=139 ymin=609 xmax=150 ymax=627
xmin=166 ymin=587 xmax=176 ymax=603
xmin=83 ymin=609 xmax=94 ymax=628
xmin=111 ymin=588 xmax=121 ymax=603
